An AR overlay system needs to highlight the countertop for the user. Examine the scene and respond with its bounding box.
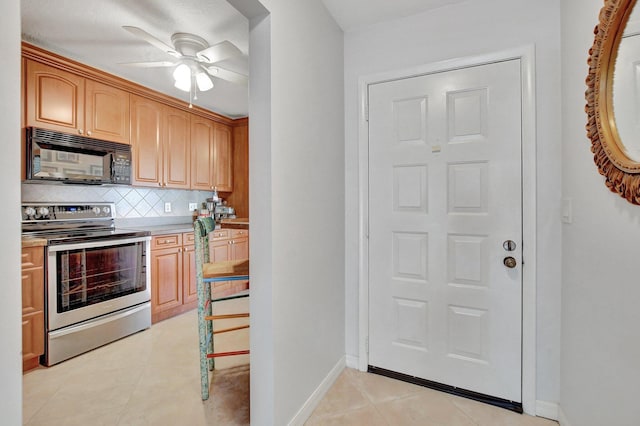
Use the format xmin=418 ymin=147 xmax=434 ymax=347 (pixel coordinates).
xmin=219 ymin=218 xmax=249 ymax=229
xmin=121 ymin=218 xmax=249 ymax=236
xmin=21 ymin=237 xmax=48 ymax=248
xmin=122 ymin=223 xmax=196 ymax=236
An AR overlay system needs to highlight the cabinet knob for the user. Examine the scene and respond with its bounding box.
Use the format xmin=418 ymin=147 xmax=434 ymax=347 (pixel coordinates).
xmin=78 ymin=129 xmax=83 ymax=134
xmin=158 ymin=183 xmax=162 ymax=187
xmin=87 ymin=130 xmax=92 ymax=136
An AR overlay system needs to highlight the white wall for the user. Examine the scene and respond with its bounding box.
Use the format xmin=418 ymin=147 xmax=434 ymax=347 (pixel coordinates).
xmin=560 ymin=0 xmax=640 ymax=424
xmin=0 ymin=0 xmax=23 ymax=424
xmin=243 ymin=0 xmax=345 ymax=424
xmin=344 ymin=0 xmax=563 ymax=405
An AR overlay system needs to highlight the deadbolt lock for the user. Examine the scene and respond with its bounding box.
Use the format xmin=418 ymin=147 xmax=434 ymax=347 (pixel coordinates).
xmin=503 ymin=240 xmax=517 ymax=251
xmin=503 ymin=256 xmax=517 ymax=268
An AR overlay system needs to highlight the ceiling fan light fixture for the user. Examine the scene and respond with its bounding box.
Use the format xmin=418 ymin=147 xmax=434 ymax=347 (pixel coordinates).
xmin=174 ymin=77 xmax=191 ymax=92
xmin=173 ymin=63 xmax=191 ymax=91
xmin=195 ymin=71 xmax=214 ymax=91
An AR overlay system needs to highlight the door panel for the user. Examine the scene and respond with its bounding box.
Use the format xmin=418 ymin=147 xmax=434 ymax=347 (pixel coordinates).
xmin=368 ymin=59 xmax=522 ymax=402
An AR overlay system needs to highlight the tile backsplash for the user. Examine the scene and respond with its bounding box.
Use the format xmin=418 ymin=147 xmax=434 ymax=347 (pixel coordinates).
xmin=22 ymin=183 xmax=212 ymax=219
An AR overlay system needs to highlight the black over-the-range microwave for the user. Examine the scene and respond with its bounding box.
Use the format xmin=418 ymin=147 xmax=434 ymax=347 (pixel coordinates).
xmin=26 ymin=127 xmax=131 ymax=185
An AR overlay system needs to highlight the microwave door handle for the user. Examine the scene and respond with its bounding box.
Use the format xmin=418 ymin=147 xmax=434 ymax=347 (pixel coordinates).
xmin=109 ymin=153 xmax=116 ymax=182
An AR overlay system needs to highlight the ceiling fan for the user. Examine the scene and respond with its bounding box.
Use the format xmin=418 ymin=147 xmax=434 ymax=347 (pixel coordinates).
xmin=121 ymin=26 xmax=247 ymax=95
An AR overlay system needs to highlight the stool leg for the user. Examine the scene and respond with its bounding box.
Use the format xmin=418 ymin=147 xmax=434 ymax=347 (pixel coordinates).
xmin=198 ymin=294 xmax=210 ymax=400
xmin=206 ymin=281 xmax=215 ymax=371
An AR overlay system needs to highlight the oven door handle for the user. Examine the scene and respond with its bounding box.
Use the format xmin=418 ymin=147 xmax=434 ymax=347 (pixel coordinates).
xmin=47 ymin=236 xmax=151 ymax=252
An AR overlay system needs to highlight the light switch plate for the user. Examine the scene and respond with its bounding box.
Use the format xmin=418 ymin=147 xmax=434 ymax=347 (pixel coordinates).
xmin=188 ymin=202 xmax=198 ymax=211
xmin=164 ymin=202 xmax=172 ymax=213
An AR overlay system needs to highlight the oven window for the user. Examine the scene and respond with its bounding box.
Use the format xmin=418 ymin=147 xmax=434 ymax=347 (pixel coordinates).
xmin=56 ymin=242 xmax=147 ymax=313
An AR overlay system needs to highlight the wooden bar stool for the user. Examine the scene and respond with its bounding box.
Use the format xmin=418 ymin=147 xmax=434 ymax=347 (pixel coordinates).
xmin=193 ymin=217 xmax=250 ymax=401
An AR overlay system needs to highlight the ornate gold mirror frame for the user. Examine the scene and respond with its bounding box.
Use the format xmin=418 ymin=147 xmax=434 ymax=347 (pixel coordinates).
xmin=586 ymin=0 xmax=640 ymax=203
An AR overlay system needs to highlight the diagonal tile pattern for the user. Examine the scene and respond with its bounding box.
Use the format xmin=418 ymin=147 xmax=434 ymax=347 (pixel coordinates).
xmin=21 ymin=184 xmax=214 ymax=219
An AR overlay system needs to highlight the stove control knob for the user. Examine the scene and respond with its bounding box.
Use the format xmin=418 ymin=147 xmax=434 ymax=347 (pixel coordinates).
xmin=92 ymin=207 xmax=101 ymax=215
xmin=103 ymin=206 xmax=111 ymax=214
xmin=36 ymin=207 xmax=50 ymax=218
xmin=24 ymin=207 xmax=36 ymax=217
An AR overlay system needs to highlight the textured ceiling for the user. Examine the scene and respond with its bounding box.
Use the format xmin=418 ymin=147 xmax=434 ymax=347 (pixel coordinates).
xmin=321 ymin=0 xmax=470 ymax=31
xmin=21 ymin=0 xmax=469 ymax=117
xmin=21 ymin=0 xmax=250 ymax=118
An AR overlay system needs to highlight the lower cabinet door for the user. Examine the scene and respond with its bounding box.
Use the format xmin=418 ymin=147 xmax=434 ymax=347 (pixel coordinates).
xmin=151 ymin=247 xmax=183 ymax=315
xmin=22 ymin=311 xmax=45 ymax=361
xmin=183 ymin=245 xmax=198 ymax=305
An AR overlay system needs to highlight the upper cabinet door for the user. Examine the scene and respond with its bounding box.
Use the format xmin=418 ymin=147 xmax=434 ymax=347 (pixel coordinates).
xmin=25 ymin=60 xmax=84 ymax=134
xmin=213 ymin=123 xmax=233 ymax=192
xmin=85 ymin=79 xmax=130 ymax=144
xmin=131 ymin=95 xmax=163 ymax=187
xmin=190 ymin=116 xmax=215 ymax=191
xmin=163 ymin=106 xmax=190 ymax=189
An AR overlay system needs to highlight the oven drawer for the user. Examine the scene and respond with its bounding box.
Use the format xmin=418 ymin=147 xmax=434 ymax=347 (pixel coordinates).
xmin=152 ymin=234 xmax=182 ymax=249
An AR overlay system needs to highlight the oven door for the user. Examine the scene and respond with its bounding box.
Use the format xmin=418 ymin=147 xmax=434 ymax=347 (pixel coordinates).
xmin=47 ymin=236 xmax=151 ymax=331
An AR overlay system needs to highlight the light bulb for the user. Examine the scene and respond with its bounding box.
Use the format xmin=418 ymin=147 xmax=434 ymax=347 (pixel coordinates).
xmin=174 ymin=78 xmax=191 ymax=92
xmin=173 ymin=63 xmax=191 ymax=92
xmin=195 ymin=71 xmax=213 ymax=91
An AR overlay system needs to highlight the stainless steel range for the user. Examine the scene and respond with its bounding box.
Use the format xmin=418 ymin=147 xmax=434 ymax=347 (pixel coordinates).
xmin=21 ymin=202 xmax=151 ymax=366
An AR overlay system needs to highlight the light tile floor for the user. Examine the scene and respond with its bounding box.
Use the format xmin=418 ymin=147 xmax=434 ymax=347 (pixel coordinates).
xmin=305 ymin=369 xmax=558 ymax=426
xmin=23 ymin=302 xmax=558 ymax=426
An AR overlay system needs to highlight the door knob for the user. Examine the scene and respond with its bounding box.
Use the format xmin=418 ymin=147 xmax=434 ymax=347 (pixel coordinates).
xmin=503 ymin=256 xmax=517 ymax=268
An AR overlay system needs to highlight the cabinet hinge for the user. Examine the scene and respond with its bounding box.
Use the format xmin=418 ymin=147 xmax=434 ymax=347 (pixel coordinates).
xmin=364 ymin=104 xmax=369 ymax=122
xmin=365 ymin=336 xmax=369 ymax=354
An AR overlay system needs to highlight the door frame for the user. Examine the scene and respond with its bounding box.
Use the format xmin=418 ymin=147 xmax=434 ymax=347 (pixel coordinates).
xmin=357 ymin=45 xmax=537 ymax=414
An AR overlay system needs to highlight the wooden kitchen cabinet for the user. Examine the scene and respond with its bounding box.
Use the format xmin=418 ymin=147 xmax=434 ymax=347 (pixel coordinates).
xmin=21 ymin=246 xmax=45 ymax=372
xmin=182 ymin=232 xmax=198 ymax=305
xmin=190 ymin=116 xmax=233 ymax=192
xmin=25 ymin=59 xmax=130 ymax=144
xmin=84 ymin=79 xmax=130 ymax=144
xmin=208 ymin=228 xmax=249 ymax=296
xmin=150 ymin=232 xmax=197 ymax=323
xmin=213 ymin=123 xmax=233 ymax=192
xmin=164 ymin=107 xmax=191 ymax=189
xmin=132 ymin=94 xmax=190 ymax=189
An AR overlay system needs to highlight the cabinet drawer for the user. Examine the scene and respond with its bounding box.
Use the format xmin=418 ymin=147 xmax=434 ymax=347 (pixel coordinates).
xmin=22 ymin=247 xmax=44 ymax=269
xmin=152 ymin=234 xmax=182 ymax=250
xmin=183 ymin=232 xmax=195 ymax=245
xmin=230 ymin=229 xmax=249 ymax=238
xmin=209 ymin=229 xmax=230 ymax=240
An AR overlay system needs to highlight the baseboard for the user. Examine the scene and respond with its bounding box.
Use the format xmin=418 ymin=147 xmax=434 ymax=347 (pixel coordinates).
xmin=535 ymin=400 xmax=559 ymax=421
xmin=558 ymin=406 xmax=571 ymax=426
xmin=288 ymin=355 xmax=346 ymax=426
xmin=345 ymin=354 xmax=359 ymax=369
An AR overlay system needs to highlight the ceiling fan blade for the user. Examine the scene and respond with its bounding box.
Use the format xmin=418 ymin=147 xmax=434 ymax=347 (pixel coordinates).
xmin=196 ymin=40 xmax=242 ymax=64
xmin=206 ymin=66 xmax=248 ymax=85
xmin=119 ymin=61 xmax=176 ymax=68
xmin=122 ymin=26 xmax=181 ymax=58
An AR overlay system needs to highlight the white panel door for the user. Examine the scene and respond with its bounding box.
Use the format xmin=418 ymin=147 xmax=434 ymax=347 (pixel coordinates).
xmin=368 ymin=59 xmax=522 ymax=402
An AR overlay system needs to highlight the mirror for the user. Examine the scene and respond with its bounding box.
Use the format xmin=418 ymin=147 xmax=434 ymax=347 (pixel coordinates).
xmin=613 ymin=4 xmax=640 ymax=160
xmin=586 ymin=0 xmax=640 ymax=204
